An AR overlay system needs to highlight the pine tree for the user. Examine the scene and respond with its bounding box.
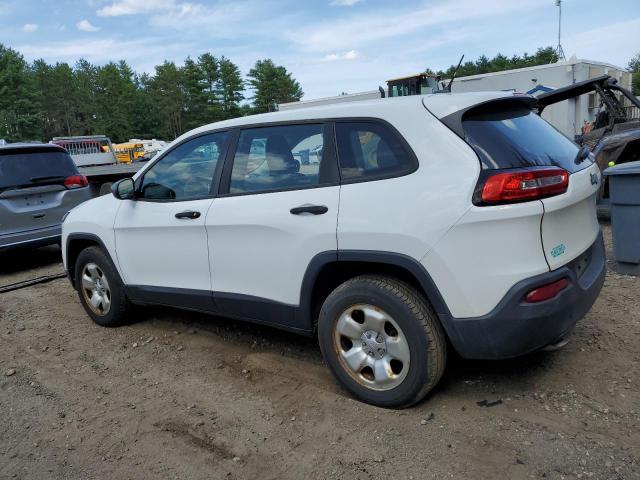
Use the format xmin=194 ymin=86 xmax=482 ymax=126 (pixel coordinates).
xmin=247 ymin=59 xmax=303 ymax=113
xmin=217 ymin=56 xmax=244 ymax=119
xmin=182 ymin=57 xmax=209 ymax=130
xmin=0 ymin=44 xmax=40 ymax=141
xmin=149 ymin=61 xmax=185 ymax=139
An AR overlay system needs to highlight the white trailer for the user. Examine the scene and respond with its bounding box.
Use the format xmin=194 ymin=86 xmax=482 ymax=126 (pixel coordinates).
xmin=278 ymin=90 xmax=381 ymax=111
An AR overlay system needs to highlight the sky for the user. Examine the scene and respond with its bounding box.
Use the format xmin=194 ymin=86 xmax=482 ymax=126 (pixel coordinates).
xmin=1 ymin=0 xmax=639 ymax=100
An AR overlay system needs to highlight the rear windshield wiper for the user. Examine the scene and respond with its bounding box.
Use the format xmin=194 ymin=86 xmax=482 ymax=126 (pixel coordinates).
xmin=574 ymin=146 xmax=591 ymax=165
xmin=29 ymin=175 xmax=66 ymax=183
xmin=0 ymin=177 xmax=66 ymax=194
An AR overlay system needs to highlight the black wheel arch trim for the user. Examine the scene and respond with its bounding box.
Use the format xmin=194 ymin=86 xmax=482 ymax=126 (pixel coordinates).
xmin=65 ymin=233 xmax=123 ymax=288
xmin=298 ymin=250 xmax=454 ymax=334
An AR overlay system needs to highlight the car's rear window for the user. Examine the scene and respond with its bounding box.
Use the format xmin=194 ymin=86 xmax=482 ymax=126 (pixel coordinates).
xmin=462 ymin=105 xmax=585 ymax=173
xmin=0 ymin=148 xmax=78 ymax=191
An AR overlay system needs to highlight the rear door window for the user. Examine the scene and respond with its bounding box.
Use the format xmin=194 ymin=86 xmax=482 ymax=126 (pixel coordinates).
xmin=335 ymin=121 xmax=416 ymax=181
xmin=462 ymin=105 xmax=585 ymax=173
xmin=0 ymin=148 xmax=78 ymax=192
xmin=228 ymin=123 xmax=332 ymax=194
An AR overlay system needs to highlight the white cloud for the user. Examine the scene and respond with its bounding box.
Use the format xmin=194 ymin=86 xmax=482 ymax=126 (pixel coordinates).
xmin=15 ymin=37 xmax=193 ymax=71
xmin=564 ymin=18 xmax=640 ymax=69
xmin=288 ymin=0 xmax=541 ymax=53
xmin=76 ymin=19 xmax=101 ymax=32
xmin=322 ymin=50 xmax=359 ymax=62
xmin=330 ymin=0 xmax=363 ymax=6
xmin=97 ymin=0 xmax=181 ymax=16
xmin=22 ymin=23 xmax=38 ymax=32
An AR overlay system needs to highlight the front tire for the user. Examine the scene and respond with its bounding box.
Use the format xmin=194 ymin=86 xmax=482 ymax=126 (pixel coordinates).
xmin=99 ymin=182 xmax=113 ymax=196
xmin=74 ymin=246 xmax=134 ymax=327
xmin=318 ymin=275 xmax=446 ymax=408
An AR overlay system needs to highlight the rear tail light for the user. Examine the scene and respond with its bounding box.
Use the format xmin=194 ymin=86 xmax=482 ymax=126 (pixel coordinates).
xmin=64 ymin=175 xmax=88 ymax=189
xmin=476 ymin=167 xmax=569 ymax=205
xmin=524 ymin=278 xmax=569 ymax=303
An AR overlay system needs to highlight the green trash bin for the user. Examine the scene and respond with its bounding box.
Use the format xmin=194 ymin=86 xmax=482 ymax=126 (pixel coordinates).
xmin=603 ymin=160 xmax=640 ymax=276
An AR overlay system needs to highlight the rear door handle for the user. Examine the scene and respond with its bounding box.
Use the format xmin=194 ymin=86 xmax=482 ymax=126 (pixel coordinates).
xmin=175 ymin=210 xmax=201 ymax=219
xmin=290 ymin=205 xmax=328 ymax=215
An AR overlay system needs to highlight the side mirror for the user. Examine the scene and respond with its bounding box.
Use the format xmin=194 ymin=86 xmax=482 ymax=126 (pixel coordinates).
xmin=111 ymin=178 xmax=136 ymax=200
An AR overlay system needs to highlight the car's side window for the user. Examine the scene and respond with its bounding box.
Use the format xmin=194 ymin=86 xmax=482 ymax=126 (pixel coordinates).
xmin=229 ymin=124 xmax=327 ymax=194
xmin=140 ymin=132 xmax=228 ymax=200
xmin=335 ymin=121 xmax=416 ymax=181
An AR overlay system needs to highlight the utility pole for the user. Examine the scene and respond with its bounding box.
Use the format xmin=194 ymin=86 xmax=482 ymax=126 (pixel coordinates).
xmin=555 ymin=0 xmax=566 ymax=61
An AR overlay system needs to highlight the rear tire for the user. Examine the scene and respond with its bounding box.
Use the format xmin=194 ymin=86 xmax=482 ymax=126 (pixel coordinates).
xmin=74 ymin=246 xmax=134 ymax=327
xmin=318 ymin=275 xmax=447 ymax=408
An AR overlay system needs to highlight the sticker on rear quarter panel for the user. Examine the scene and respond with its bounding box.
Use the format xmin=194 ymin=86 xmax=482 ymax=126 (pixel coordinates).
xmin=550 ymin=244 xmax=566 ymax=258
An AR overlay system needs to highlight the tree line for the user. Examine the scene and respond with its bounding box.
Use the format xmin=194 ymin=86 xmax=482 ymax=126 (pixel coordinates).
xmin=429 ymin=47 xmax=560 ymax=78
xmin=0 ymin=43 xmax=303 ymax=143
xmin=432 ymin=47 xmax=640 ymax=96
xmin=2 ymin=42 xmax=637 ymax=144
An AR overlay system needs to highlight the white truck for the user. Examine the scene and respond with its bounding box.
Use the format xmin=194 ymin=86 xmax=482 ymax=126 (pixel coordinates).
xmin=51 ymin=135 xmax=144 ymax=196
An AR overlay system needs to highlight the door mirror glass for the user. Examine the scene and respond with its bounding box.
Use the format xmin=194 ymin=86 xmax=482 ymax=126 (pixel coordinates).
xmin=112 ymin=177 xmax=135 ymax=200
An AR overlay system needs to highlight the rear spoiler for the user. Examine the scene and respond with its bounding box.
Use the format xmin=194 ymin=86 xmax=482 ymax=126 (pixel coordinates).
xmin=537 ymin=74 xmax=640 ymax=113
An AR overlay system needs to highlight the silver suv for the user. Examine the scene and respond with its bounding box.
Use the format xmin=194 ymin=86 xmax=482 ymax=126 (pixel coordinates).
xmin=0 ymin=143 xmax=91 ymax=250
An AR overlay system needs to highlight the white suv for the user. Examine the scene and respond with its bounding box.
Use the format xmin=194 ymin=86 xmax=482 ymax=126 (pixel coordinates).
xmin=62 ymin=93 xmax=605 ymax=408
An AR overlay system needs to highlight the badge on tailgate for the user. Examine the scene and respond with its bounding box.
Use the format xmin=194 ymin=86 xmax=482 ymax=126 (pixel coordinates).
xmin=551 ymin=243 xmax=566 ymax=258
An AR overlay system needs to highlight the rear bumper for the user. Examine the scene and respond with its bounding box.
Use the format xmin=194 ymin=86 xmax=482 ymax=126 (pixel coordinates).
xmin=445 ymin=231 xmax=606 ymax=359
xmin=0 ymin=224 xmax=62 ymax=250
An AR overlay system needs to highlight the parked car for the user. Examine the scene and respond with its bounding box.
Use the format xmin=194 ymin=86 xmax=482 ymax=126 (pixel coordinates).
xmin=1 ymin=143 xmax=91 ymax=250
xmin=62 ymin=93 xmax=605 ymax=408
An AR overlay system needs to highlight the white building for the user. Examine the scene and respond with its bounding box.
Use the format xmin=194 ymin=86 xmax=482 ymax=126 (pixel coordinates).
xmin=449 ymin=58 xmax=633 ymax=138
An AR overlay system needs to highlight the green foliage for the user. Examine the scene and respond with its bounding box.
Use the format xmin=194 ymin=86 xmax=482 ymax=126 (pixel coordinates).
xmin=629 ymin=53 xmax=640 ymax=96
xmin=218 ymin=57 xmax=244 ymax=118
xmin=434 ymin=47 xmax=560 ymax=79
xmin=247 ymin=59 xmax=303 ymax=113
xmin=0 ymin=45 xmax=40 ymax=141
xmin=0 ymin=43 xmax=297 ymax=143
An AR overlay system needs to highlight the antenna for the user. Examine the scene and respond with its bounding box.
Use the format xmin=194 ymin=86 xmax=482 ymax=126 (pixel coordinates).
xmin=555 ymin=0 xmax=566 ymax=61
xmin=445 ymin=54 xmax=465 ymax=92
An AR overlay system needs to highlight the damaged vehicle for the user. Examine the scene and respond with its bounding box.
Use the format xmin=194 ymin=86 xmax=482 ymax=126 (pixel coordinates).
xmin=63 ymin=92 xmax=605 ymax=408
xmin=537 ymin=75 xmax=640 ymax=217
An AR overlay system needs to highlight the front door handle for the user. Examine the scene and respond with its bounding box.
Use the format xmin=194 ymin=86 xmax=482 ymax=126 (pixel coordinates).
xmin=175 ymin=210 xmax=201 ymax=219
xmin=290 ymin=205 xmax=328 ymax=215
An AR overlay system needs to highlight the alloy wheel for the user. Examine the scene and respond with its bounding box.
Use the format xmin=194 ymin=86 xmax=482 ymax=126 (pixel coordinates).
xmin=333 ymin=304 xmax=410 ymax=391
xmin=81 ymin=262 xmax=111 ymax=316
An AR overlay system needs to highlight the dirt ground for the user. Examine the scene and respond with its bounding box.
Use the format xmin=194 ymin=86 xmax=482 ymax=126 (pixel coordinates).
xmin=1 ymin=225 xmax=638 ymax=480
